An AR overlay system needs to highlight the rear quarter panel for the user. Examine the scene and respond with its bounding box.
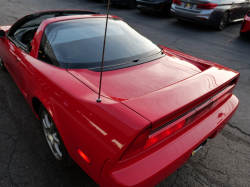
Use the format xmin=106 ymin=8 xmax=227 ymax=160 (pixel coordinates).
xmin=21 ymin=54 xmax=151 ymax=183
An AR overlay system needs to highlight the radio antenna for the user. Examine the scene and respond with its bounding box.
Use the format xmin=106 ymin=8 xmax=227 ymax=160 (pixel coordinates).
xmin=97 ymin=0 xmax=111 ymax=103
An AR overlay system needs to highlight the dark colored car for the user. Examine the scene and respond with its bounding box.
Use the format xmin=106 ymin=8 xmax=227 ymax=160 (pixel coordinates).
xmin=171 ymin=0 xmax=250 ymax=30
xmin=136 ymin=0 xmax=173 ymax=17
xmin=240 ymin=11 xmax=250 ymax=36
xmin=111 ymin=0 xmax=137 ymax=9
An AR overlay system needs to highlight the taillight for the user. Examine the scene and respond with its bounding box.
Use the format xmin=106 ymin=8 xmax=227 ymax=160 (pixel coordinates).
xmin=144 ymin=118 xmax=188 ymax=149
xmin=173 ymin=0 xmax=182 ymax=5
xmin=196 ymin=3 xmax=217 ymax=9
xmin=195 ymin=102 xmax=213 ymax=119
xmin=121 ymin=127 xmax=152 ymax=160
xmin=121 ymin=113 xmax=195 ymax=160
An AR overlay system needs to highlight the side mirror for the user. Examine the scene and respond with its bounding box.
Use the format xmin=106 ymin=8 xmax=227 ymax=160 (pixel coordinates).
xmin=0 ymin=30 xmax=5 ymax=38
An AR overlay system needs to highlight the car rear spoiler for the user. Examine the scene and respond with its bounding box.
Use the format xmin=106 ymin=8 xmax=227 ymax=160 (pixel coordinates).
xmin=121 ymin=66 xmax=239 ymax=129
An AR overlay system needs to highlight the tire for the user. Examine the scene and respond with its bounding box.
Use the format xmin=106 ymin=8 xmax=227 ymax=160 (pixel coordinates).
xmin=127 ymin=0 xmax=136 ymax=9
xmin=0 ymin=57 xmax=7 ymax=71
xmin=158 ymin=4 xmax=171 ymax=18
xmin=39 ymin=105 xmax=74 ymax=167
xmin=214 ymin=11 xmax=229 ymax=31
xmin=240 ymin=32 xmax=248 ymax=37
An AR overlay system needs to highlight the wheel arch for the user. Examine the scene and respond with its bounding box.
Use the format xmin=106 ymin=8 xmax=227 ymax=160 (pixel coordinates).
xmin=208 ymin=7 xmax=230 ymax=25
xmin=31 ymin=95 xmax=55 ymax=123
xmin=31 ymin=95 xmax=70 ymax=152
xmin=32 ymin=97 xmax=42 ymax=116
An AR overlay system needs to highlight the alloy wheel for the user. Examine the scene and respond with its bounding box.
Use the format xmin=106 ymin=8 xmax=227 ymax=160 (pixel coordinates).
xmin=41 ymin=111 xmax=62 ymax=160
xmin=219 ymin=12 xmax=229 ymax=30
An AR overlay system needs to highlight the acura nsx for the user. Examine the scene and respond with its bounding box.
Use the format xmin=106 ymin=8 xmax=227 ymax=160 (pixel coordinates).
xmin=0 ymin=9 xmax=239 ymax=187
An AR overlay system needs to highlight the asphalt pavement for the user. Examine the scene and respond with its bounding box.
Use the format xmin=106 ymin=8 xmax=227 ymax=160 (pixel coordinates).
xmin=0 ymin=0 xmax=250 ymax=186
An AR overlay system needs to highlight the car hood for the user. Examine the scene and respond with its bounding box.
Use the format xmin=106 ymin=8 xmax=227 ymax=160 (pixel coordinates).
xmin=67 ymin=53 xmax=204 ymax=101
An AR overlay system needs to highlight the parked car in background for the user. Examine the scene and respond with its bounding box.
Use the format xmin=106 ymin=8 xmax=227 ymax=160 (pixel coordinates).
xmin=136 ymin=0 xmax=173 ymax=17
xmin=0 ymin=9 xmax=240 ymax=187
xmin=111 ymin=0 xmax=137 ymax=8
xmin=240 ymin=11 xmax=250 ymax=36
xmin=171 ymin=0 xmax=250 ymax=30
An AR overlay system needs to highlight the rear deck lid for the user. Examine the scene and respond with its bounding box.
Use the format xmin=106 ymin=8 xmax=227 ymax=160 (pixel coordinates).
xmin=68 ymin=54 xmax=204 ymax=101
xmin=121 ymin=66 xmax=238 ymax=123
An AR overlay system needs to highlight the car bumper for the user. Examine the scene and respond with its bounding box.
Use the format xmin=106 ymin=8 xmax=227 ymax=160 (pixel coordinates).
xmin=137 ymin=0 xmax=172 ymax=13
xmin=99 ymin=94 xmax=239 ymax=187
xmin=171 ymin=5 xmax=219 ymax=26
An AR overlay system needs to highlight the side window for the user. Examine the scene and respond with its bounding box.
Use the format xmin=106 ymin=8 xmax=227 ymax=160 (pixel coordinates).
xmin=11 ymin=18 xmax=41 ymax=46
xmin=8 ymin=15 xmax=60 ymax=52
xmin=38 ymin=33 xmax=60 ymax=66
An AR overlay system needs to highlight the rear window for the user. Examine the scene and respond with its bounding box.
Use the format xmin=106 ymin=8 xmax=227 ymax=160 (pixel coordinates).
xmin=38 ymin=18 xmax=162 ymax=70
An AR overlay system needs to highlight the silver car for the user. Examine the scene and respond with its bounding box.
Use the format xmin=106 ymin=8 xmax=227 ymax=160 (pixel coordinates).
xmin=171 ymin=0 xmax=250 ymax=30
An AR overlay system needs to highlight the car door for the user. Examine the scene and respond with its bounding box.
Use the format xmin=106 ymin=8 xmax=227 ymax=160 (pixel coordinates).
xmin=244 ymin=0 xmax=250 ymax=16
xmin=2 ymin=14 xmax=36 ymax=93
xmin=229 ymin=0 xmax=241 ymax=20
xmin=238 ymin=0 xmax=250 ymax=18
xmin=230 ymin=0 xmax=246 ymax=20
xmin=0 ymin=35 xmax=23 ymax=88
xmin=4 ymin=10 xmax=101 ymax=98
xmin=237 ymin=0 xmax=247 ymax=19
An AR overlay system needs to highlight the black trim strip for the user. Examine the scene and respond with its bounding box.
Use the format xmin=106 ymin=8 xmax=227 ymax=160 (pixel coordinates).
xmin=88 ymin=51 xmax=165 ymax=72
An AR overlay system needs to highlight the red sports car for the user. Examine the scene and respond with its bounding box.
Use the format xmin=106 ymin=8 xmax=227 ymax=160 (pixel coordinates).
xmin=0 ymin=10 xmax=239 ymax=187
xmin=240 ymin=11 xmax=250 ymax=37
